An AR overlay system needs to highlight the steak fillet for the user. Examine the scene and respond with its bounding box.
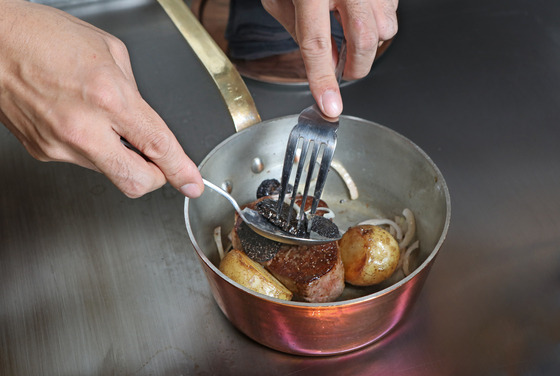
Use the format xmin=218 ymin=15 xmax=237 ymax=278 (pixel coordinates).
xmin=229 ymin=197 xmax=345 ymax=303
xmin=263 ymin=242 xmax=345 ymax=303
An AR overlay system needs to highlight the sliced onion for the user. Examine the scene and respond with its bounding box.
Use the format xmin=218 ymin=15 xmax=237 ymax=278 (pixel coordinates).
xmin=291 ymin=200 xmax=302 ymax=217
xmin=330 ymin=159 xmax=359 ymax=200
xmin=398 ymin=208 xmax=416 ymax=250
xmin=403 ymin=240 xmax=420 ymax=276
xmin=214 ymin=226 xmax=225 ymax=260
xmin=395 ymin=215 xmax=406 ymax=233
xmin=358 ymin=218 xmax=403 ymax=241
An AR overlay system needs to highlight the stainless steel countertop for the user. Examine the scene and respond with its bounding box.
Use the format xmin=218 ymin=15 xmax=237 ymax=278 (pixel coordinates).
xmin=1 ymin=0 xmax=559 ymax=374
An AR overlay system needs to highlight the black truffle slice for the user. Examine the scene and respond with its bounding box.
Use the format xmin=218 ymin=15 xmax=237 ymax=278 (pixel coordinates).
xmin=309 ymin=215 xmax=341 ymax=239
xmin=256 ymin=179 xmax=293 ymax=199
xmin=237 ymin=221 xmax=281 ymax=262
xmin=256 ymin=198 xmax=307 ymax=237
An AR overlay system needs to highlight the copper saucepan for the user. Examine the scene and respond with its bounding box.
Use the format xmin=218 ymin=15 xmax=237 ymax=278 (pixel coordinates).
xmin=159 ymin=0 xmax=451 ymax=356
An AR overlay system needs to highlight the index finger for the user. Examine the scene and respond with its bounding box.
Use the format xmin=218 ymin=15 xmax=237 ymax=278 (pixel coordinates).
xmin=117 ymin=95 xmax=204 ymax=198
xmin=293 ymin=0 xmax=343 ymax=118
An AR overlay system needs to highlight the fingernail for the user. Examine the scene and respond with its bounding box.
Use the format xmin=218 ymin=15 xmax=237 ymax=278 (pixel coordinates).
xmin=180 ymin=183 xmax=202 ymax=198
xmin=321 ymin=90 xmax=342 ymax=117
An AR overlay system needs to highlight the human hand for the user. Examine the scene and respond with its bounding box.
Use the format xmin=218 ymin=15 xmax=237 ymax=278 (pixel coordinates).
xmin=0 ymin=0 xmax=203 ymax=198
xmin=261 ymin=0 xmax=398 ymax=118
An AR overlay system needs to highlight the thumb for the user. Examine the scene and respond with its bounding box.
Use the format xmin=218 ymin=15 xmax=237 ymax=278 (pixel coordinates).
xmin=118 ymin=102 xmax=204 ymax=198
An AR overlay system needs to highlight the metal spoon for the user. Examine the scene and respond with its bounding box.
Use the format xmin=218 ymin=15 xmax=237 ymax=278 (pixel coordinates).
xmin=203 ymin=179 xmax=340 ymax=245
xmin=119 ymin=138 xmax=339 ymax=245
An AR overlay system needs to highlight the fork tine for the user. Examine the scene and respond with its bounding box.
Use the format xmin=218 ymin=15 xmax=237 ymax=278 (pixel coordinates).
xmin=310 ymin=137 xmax=337 ymax=215
xmin=272 ymin=40 xmax=345 ymax=239
xmin=277 ymin=132 xmax=300 ymax=213
xmin=286 ymin=137 xmax=311 ymax=225
xmin=296 ymin=140 xmax=320 ymax=225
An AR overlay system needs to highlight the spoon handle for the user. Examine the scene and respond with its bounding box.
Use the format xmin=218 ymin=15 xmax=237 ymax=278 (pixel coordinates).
xmin=202 ymin=179 xmax=246 ymax=220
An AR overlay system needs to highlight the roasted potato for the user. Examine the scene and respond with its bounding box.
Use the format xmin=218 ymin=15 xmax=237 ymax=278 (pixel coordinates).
xmin=219 ymin=249 xmax=293 ymax=300
xmin=339 ymin=225 xmax=400 ymax=286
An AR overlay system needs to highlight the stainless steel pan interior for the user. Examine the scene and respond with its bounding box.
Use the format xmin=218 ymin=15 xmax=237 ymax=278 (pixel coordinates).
xmin=184 ymin=115 xmax=450 ymax=355
xmin=159 ymin=0 xmax=450 ymax=355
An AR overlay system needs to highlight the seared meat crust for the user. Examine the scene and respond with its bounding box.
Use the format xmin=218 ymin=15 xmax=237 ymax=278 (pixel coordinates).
xmin=230 ymin=196 xmax=345 ymax=302
xmin=263 ymin=242 xmax=345 ymax=303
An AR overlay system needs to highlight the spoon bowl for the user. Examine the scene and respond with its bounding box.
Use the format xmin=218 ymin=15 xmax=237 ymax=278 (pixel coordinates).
xmin=202 ymin=179 xmax=340 ymax=245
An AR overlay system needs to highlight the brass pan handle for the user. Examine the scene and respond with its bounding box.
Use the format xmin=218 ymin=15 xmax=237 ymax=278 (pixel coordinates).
xmin=157 ymin=0 xmax=261 ymax=132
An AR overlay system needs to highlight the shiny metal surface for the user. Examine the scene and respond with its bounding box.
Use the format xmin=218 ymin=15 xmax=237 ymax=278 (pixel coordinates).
xmin=158 ymin=0 xmax=260 ymax=132
xmin=201 ymin=179 xmax=339 ymax=245
xmin=1 ymin=0 xmax=560 ymax=374
xmin=277 ymin=103 xmax=340 ymax=225
xmin=185 ymin=115 xmax=450 ymax=355
xmin=276 ymin=40 xmax=346 ymax=222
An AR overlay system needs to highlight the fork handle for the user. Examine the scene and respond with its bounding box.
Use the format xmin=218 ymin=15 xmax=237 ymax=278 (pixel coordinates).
xmin=335 ymin=39 xmax=347 ymax=85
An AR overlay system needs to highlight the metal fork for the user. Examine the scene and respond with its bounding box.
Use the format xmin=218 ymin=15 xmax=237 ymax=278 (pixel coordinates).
xmin=276 ymin=39 xmax=347 ymax=232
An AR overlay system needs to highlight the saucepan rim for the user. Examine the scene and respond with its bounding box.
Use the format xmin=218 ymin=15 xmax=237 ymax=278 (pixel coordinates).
xmin=184 ymin=114 xmax=451 ymax=307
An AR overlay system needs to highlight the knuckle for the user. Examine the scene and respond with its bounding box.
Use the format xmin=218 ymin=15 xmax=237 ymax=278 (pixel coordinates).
xmin=106 ymin=153 xmax=150 ymax=198
xmin=377 ymin=15 xmax=398 ymax=41
xmin=83 ymin=69 xmax=127 ymax=114
xmin=107 ymin=36 xmax=128 ymax=55
xmin=377 ymin=1 xmax=399 ymax=40
xmin=141 ymin=130 xmax=173 ymax=162
xmin=107 ymin=36 xmax=131 ymax=64
xmin=299 ymin=35 xmax=332 ymax=60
